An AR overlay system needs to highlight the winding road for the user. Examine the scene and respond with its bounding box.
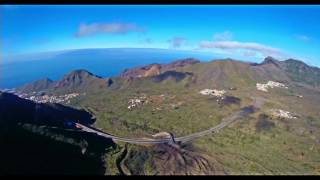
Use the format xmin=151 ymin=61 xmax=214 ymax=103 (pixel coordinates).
xmin=76 ymin=99 xmax=260 ymax=145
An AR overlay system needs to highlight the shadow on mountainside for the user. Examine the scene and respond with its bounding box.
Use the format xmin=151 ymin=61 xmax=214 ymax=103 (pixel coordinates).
xmin=0 ymin=92 xmax=116 ymax=175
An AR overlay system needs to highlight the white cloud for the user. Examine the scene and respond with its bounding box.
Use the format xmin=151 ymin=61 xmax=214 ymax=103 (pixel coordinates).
xmin=213 ymin=31 xmax=233 ymax=41
xmin=242 ymin=51 xmax=257 ymax=57
xmin=199 ymin=40 xmax=284 ymax=58
xmin=168 ymin=37 xmax=187 ymax=48
xmin=75 ymin=22 xmax=145 ymax=37
xmin=295 ymin=34 xmax=311 ymax=42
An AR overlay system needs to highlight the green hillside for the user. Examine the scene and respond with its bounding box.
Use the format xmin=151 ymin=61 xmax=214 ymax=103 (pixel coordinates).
xmin=11 ymin=57 xmax=320 ymax=175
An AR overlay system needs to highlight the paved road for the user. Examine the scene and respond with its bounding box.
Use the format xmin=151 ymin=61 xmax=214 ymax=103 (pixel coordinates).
xmin=175 ymin=106 xmax=254 ymax=143
xmin=76 ymin=104 xmax=256 ymax=145
xmin=77 ymin=124 xmax=172 ymax=144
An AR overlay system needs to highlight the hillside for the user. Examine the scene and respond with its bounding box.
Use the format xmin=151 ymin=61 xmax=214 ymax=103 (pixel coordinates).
xmin=0 ymin=91 xmax=223 ymax=175
xmin=282 ymin=59 xmax=320 ymax=88
xmin=120 ymin=58 xmax=200 ymax=79
xmin=0 ymin=92 xmax=116 ymax=175
xmin=17 ymin=78 xmax=54 ymax=93
xmin=16 ymin=69 xmax=109 ymax=95
xmin=8 ymin=56 xmax=320 ymax=174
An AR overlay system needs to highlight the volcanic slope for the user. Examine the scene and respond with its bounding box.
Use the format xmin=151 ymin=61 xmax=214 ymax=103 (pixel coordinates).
xmin=15 ymin=57 xmax=320 ymax=174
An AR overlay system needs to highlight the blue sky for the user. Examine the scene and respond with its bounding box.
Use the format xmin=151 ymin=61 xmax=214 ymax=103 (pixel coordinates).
xmin=1 ymin=5 xmax=320 ymax=66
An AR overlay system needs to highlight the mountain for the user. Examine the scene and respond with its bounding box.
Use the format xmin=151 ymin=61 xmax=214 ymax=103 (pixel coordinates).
xmin=118 ymin=56 xmax=320 ymax=90
xmin=160 ymin=58 xmax=289 ymax=89
xmin=17 ymin=69 xmax=109 ymax=94
xmin=120 ymin=63 xmax=162 ymax=79
xmin=16 ymin=58 xmax=200 ymax=93
xmin=120 ymin=58 xmax=200 ymax=79
xmin=52 ymin=69 xmax=107 ymax=92
xmin=16 ymin=56 xmax=320 ymax=96
xmin=260 ymin=56 xmax=281 ymax=67
xmin=1 ymin=48 xmax=218 ymax=89
xmin=160 ymin=58 xmax=201 ymax=72
xmin=281 ymin=59 xmax=320 ymax=87
xmin=17 ymin=78 xmax=54 ymax=93
xmin=251 ymin=56 xmax=320 ymax=88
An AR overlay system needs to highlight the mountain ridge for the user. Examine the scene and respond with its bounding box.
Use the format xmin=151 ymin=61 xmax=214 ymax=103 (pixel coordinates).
xmin=15 ymin=56 xmax=320 ymax=94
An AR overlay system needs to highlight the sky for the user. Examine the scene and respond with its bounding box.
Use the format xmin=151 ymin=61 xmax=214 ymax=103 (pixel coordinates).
xmin=1 ymin=5 xmax=320 ymax=66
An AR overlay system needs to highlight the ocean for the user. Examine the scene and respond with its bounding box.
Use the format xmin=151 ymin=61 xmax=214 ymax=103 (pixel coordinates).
xmin=0 ymin=48 xmax=218 ymax=88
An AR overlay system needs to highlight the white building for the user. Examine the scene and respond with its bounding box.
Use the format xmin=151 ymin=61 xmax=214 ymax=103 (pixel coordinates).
xmin=199 ymin=89 xmax=226 ymax=97
xmin=256 ymin=81 xmax=288 ymax=92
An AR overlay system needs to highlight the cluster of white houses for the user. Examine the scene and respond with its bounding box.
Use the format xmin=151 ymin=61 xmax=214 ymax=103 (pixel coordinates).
xmin=256 ymin=81 xmax=288 ymax=92
xmin=26 ymin=93 xmax=80 ymax=104
xmin=270 ymin=109 xmax=298 ymax=119
xmin=199 ymin=89 xmax=226 ymax=97
xmin=127 ymin=96 xmax=148 ymax=110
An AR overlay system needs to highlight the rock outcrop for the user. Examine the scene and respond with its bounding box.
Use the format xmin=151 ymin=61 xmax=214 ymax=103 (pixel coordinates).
xmin=120 ymin=58 xmax=200 ymax=79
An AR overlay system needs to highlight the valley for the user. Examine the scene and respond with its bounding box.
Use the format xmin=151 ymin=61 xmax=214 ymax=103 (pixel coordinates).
xmin=2 ymin=56 xmax=320 ymax=175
